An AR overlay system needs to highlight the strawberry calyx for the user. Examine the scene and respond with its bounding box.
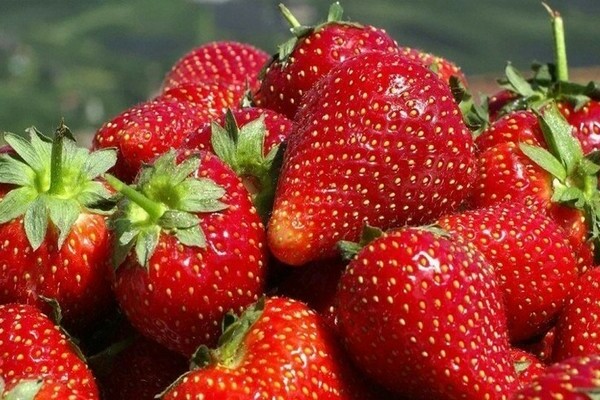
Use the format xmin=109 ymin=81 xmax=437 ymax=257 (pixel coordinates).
xmin=105 ymin=150 xmax=228 ymax=269
xmin=519 ymin=104 xmax=600 ymax=239
xmin=0 ymin=121 xmax=116 ymax=250
xmin=211 ymin=109 xmax=285 ymax=220
xmin=450 ymin=76 xmax=490 ymax=136
xmin=1 ymin=379 xmax=43 ymax=400
xmin=338 ymin=225 xmax=385 ymax=260
xmin=190 ymin=298 xmax=265 ymax=371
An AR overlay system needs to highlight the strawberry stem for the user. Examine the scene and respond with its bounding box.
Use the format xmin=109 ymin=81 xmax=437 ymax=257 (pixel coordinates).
xmin=104 ymin=173 xmax=166 ymax=222
xmin=543 ymin=3 xmax=569 ymax=81
xmin=279 ymin=4 xmax=301 ymax=28
xmin=48 ymin=120 xmax=68 ymax=196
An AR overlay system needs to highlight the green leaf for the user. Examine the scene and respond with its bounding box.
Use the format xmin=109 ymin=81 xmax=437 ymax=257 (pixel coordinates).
xmin=578 ymin=158 xmax=600 ymax=176
xmin=4 ymin=133 xmax=46 ymax=173
xmin=338 ymin=225 xmax=385 ymax=260
xmin=236 ymin=116 xmax=267 ymax=170
xmin=175 ymin=224 xmax=206 ymax=248
xmin=519 ymin=143 xmax=567 ymax=181
xmin=46 ymin=197 xmax=81 ymax=249
xmin=551 ymin=185 xmax=584 ymax=204
xmin=0 ymin=187 xmax=38 ymax=224
xmin=24 ymin=196 xmax=49 ymax=250
xmin=3 ymin=379 xmax=43 ymax=400
xmin=504 ymin=63 xmax=537 ymax=97
xmin=159 ymin=210 xmax=199 ymax=230
xmin=190 ymin=345 xmax=213 ymax=370
xmin=169 ymin=155 xmax=201 ymax=185
xmin=537 ymin=104 xmax=583 ymax=175
xmin=327 ymin=2 xmax=344 ymax=22
xmin=278 ymin=37 xmax=298 ymax=62
xmin=211 ymin=122 xmax=238 ymax=170
xmin=338 ymin=240 xmax=363 ymax=261
xmin=178 ymin=178 xmax=227 ymax=213
xmin=0 ymin=155 xmax=35 ymax=186
xmin=135 ymin=227 xmax=160 ymax=267
xmin=83 ymin=148 xmax=117 ymax=180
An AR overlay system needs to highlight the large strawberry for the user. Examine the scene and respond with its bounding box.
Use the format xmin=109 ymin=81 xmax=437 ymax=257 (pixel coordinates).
xmin=513 ymin=355 xmax=600 ymax=399
xmin=162 ymin=41 xmax=269 ymax=96
xmin=161 ymin=297 xmax=379 ymax=399
xmin=268 ymin=51 xmax=475 ymax=266
xmin=335 ymin=227 xmax=518 ymax=399
xmin=438 ymin=202 xmax=578 ymax=342
xmin=0 ymin=123 xmax=116 ymax=332
xmin=398 ymin=46 xmax=468 ymax=87
xmin=106 ymin=150 xmax=267 ymax=357
xmin=256 ymin=2 xmax=399 ymax=119
xmin=0 ymin=303 xmax=99 ymax=399
xmin=184 ymin=107 xmax=293 ymax=219
xmin=552 ymin=267 xmax=600 ymax=362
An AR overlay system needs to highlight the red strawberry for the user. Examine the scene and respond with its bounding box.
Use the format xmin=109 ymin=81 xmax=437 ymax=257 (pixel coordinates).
xmin=0 ymin=303 xmax=99 ymax=399
xmin=268 ymin=51 xmax=475 ymax=266
xmin=184 ymin=107 xmax=293 ymax=218
xmin=0 ymin=123 xmax=116 ymax=332
xmin=106 ymin=150 xmax=267 ymax=357
xmin=161 ymin=297 xmax=379 ymax=399
xmin=93 ymin=82 xmax=238 ymax=183
xmin=256 ymin=2 xmax=399 ymax=119
xmin=517 ymin=328 xmax=556 ymax=365
xmin=513 ymin=355 xmax=600 ymax=400
xmin=399 ymin=46 xmax=467 ymax=87
xmin=162 ymin=41 xmax=269 ymax=96
xmin=438 ymin=202 xmax=578 ymax=342
xmin=511 ymin=349 xmax=545 ymax=388
xmin=552 ymin=267 xmax=600 ymax=362
xmin=335 ymin=227 xmax=518 ymax=399
xmin=475 ymin=109 xmax=545 ymax=154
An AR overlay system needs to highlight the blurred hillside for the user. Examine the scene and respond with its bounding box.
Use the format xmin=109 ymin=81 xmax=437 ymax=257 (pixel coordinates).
xmin=1 ymin=0 xmax=599 ymax=139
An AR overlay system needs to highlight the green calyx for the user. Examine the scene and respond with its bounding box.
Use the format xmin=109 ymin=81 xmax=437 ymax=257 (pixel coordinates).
xmin=211 ymin=109 xmax=284 ymax=221
xmin=106 ymin=150 xmax=228 ymax=269
xmin=338 ymin=225 xmax=385 ymax=260
xmin=450 ymin=76 xmax=490 ymax=137
xmin=1 ymin=379 xmax=43 ymax=400
xmin=191 ymin=297 xmax=265 ymax=370
xmin=0 ymin=121 xmax=116 ymax=250
xmin=519 ymin=103 xmax=600 ymax=238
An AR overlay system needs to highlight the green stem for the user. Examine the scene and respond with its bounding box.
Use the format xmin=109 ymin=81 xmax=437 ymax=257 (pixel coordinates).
xmin=104 ymin=174 xmax=166 ymax=222
xmin=279 ymin=3 xmax=301 ymax=28
xmin=48 ymin=120 xmax=67 ymax=195
xmin=543 ymin=3 xmax=569 ymax=81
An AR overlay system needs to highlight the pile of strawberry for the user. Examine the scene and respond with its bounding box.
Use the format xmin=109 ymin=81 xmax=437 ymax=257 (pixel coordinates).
xmin=1 ymin=3 xmax=599 ymax=399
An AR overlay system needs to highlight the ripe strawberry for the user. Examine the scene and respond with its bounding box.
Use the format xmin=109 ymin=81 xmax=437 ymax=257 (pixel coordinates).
xmin=268 ymin=51 xmax=475 ymax=266
xmin=0 ymin=123 xmax=116 ymax=332
xmin=106 ymin=150 xmax=267 ymax=357
xmin=399 ymin=46 xmax=467 ymax=87
xmin=161 ymin=297 xmax=379 ymax=399
xmin=93 ymin=82 xmax=238 ymax=183
xmin=511 ymin=349 xmax=545 ymax=388
xmin=184 ymin=107 xmax=293 ymax=218
xmin=552 ymin=267 xmax=600 ymax=362
xmin=438 ymin=202 xmax=578 ymax=342
xmin=513 ymin=355 xmax=600 ymax=400
xmin=0 ymin=303 xmax=99 ymax=399
xmin=517 ymin=328 xmax=556 ymax=365
xmin=162 ymin=41 xmax=269 ymax=96
xmin=474 ymin=109 xmax=545 ymax=154
xmin=256 ymin=2 xmax=399 ymax=119
xmin=335 ymin=227 xmax=518 ymax=399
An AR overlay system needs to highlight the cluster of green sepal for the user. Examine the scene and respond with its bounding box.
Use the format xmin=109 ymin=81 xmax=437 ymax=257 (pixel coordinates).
xmin=211 ymin=109 xmax=285 ymax=221
xmin=0 ymin=121 xmax=116 ymax=250
xmin=519 ymin=104 xmax=600 ymax=240
xmin=106 ymin=150 xmax=228 ymax=269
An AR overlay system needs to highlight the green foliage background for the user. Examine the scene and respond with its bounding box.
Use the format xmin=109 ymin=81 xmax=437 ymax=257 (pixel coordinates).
xmin=1 ymin=0 xmax=599 ymax=139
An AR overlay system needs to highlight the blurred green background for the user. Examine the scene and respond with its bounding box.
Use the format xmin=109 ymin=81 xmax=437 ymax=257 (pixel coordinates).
xmin=1 ymin=0 xmax=599 ymax=140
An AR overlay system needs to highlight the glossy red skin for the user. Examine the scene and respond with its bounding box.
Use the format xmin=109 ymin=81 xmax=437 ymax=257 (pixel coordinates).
xmin=552 ymin=268 xmax=600 ymax=362
xmin=513 ymin=355 xmax=600 ymax=400
xmin=113 ymin=152 xmax=267 ymax=357
xmin=257 ymin=23 xmax=398 ymax=119
xmin=398 ymin=46 xmax=467 ymax=87
xmin=475 ymin=110 xmax=545 ymax=154
xmin=162 ymin=297 xmax=378 ymax=400
xmin=162 ymin=41 xmax=269 ymax=96
xmin=185 ymin=107 xmax=293 ymax=156
xmin=336 ymin=228 xmax=518 ymax=399
xmin=558 ymin=100 xmax=600 ymax=154
xmin=486 ymin=89 xmax=518 ymax=121
xmin=0 ymin=304 xmax=99 ymax=399
xmin=0 ymin=197 xmax=113 ymax=332
xmin=510 ymin=349 xmax=545 ymax=389
xmin=99 ymin=336 xmax=187 ymax=400
xmin=268 ymin=52 xmax=475 ymax=266
xmin=439 ymin=202 xmax=578 ymax=342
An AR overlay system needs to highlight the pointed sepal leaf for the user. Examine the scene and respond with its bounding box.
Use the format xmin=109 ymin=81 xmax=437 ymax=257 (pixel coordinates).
xmin=0 ymin=155 xmax=35 ymax=186
xmin=159 ymin=210 xmax=200 ymax=230
xmin=82 ymin=148 xmax=118 ymax=180
xmin=338 ymin=225 xmax=385 ymax=260
xmin=178 ymin=178 xmax=227 ymax=213
xmin=47 ymin=197 xmax=81 ymax=249
xmin=519 ymin=143 xmax=567 ymax=181
xmin=503 ymin=63 xmax=538 ymax=98
xmin=327 ymin=2 xmax=344 ymax=22
xmin=175 ymin=224 xmax=206 ymax=248
xmin=4 ymin=132 xmax=49 ymax=173
xmin=135 ymin=228 xmax=160 ymax=268
xmin=3 ymin=379 xmax=43 ymax=400
xmin=0 ymin=187 xmax=37 ymax=224
xmin=24 ymin=196 xmax=49 ymax=251
xmin=536 ymin=104 xmax=582 ymax=175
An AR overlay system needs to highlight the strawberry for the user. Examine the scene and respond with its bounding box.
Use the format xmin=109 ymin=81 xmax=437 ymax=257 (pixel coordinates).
xmin=161 ymin=297 xmax=379 ymax=399
xmin=517 ymin=328 xmax=556 ymax=365
xmin=398 ymin=46 xmax=467 ymax=87
xmin=0 ymin=123 xmax=116 ymax=332
xmin=106 ymin=150 xmax=267 ymax=357
xmin=552 ymin=267 xmax=600 ymax=362
xmin=268 ymin=51 xmax=475 ymax=266
xmin=438 ymin=202 xmax=578 ymax=342
xmin=0 ymin=303 xmax=99 ymax=399
xmin=184 ymin=107 xmax=293 ymax=219
xmin=513 ymin=355 xmax=600 ymax=399
xmin=511 ymin=349 xmax=545 ymax=388
xmin=162 ymin=40 xmax=269 ymax=96
xmin=474 ymin=109 xmax=545 ymax=154
xmin=335 ymin=226 xmax=518 ymax=399
xmin=256 ymin=2 xmax=399 ymax=119
xmin=93 ymin=82 xmax=238 ymax=183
